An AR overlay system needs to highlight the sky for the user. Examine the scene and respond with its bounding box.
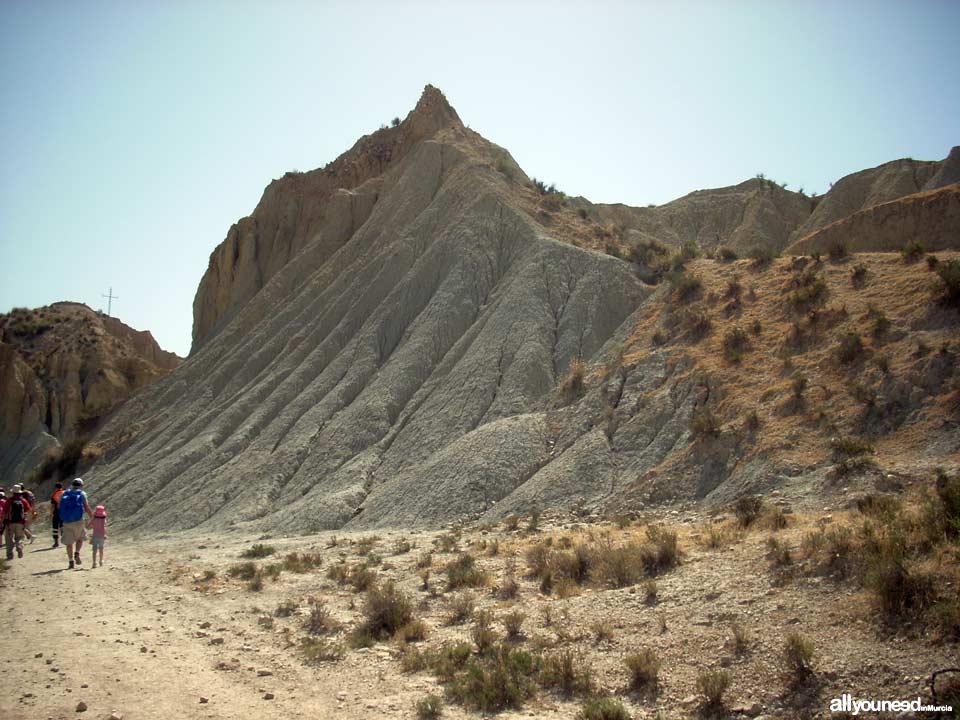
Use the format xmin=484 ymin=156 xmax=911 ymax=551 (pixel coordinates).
xmin=1 ymin=1 xmax=958 ymax=358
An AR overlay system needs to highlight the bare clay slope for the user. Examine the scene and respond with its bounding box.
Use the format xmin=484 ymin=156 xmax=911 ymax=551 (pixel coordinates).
xmin=91 ymin=89 xmax=650 ymax=533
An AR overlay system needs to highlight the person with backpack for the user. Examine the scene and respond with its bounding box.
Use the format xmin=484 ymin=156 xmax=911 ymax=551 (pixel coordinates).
xmin=59 ymin=478 xmax=94 ymax=570
xmin=3 ymin=485 xmax=32 ymax=560
xmin=50 ymin=483 xmax=64 ymax=548
xmin=21 ymin=487 xmax=37 ymax=544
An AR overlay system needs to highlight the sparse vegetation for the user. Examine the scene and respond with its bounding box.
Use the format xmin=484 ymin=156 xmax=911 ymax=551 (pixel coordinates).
xmin=782 ymin=632 xmax=815 ymax=685
xmin=577 ymin=697 xmax=631 ymax=720
xmin=668 ymin=271 xmax=703 ymax=302
xmin=415 ymin=694 xmax=443 ymax=719
xmin=934 ymin=259 xmax=960 ymax=307
xmin=901 ymin=239 xmax=925 ymax=263
xmin=241 ymin=543 xmax=276 ymax=559
xmin=625 ymin=648 xmax=660 ymax=691
xmin=357 ymin=581 xmax=415 ymax=641
xmin=696 ymin=669 xmax=730 ymax=715
xmin=560 ymin=359 xmax=587 ymax=399
xmin=835 ymin=332 xmax=864 ymax=364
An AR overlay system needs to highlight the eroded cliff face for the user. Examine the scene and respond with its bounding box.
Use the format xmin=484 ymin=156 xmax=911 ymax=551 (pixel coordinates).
xmin=191 ymin=85 xmax=463 ymax=353
xmin=787 ymin=157 xmax=942 ymax=243
xmin=0 ymin=303 xmax=180 ymax=483
xmin=787 ymin=183 xmax=960 ymax=255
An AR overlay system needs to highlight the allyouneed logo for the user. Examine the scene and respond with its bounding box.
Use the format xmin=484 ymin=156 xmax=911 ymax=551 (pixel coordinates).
xmin=830 ymin=694 xmax=953 ymax=715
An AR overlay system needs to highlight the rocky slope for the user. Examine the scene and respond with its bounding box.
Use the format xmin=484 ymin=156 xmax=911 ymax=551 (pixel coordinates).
xmin=0 ymin=303 xmax=180 ymax=484
xmin=86 ymin=87 xmax=959 ymax=534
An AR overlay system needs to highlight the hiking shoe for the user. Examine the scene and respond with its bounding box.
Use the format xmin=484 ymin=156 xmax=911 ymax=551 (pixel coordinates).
xmin=74 ymin=552 xmax=81 ymax=566
xmin=69 ymin=560 xmax=75 ymax=569
xmin=16 ymin=546 xmax=23 ymax=559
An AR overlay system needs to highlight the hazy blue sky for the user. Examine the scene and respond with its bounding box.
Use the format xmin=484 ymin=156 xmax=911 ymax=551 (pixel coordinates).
xmin=2 ymin=1 xmax=958 ymax=357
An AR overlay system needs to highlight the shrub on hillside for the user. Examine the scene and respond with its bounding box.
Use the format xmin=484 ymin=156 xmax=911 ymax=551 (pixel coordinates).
xmin=901 ymin=240 xmax=925 ymax=263
xmin=835 ymin=332 xmax=864 ymax=364
xmin=934 ymin=259 xmax=960 ymax=307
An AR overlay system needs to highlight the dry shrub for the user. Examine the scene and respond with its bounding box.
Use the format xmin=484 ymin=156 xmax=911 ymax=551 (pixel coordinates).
xmin=540 ymin=648 xmax=594 ymax=698
xmin=625 ymin=648 xmax=660 ymax=691
xmin=782 ymin=632 xmax=815 ymax=686
xmin=359 ymin=581 xmax=415 ymax=640
xmin=300 ymin=636 xmax=344 ymax=664
xmin=446 ymin=645 xmax=538 ymax=713
xmin=697 ymin=668 xmax=731 ymax=712
xmin=560 ymin=359 xmax=586 ymax=399
xmin=446 ymin=553 xmax=488 ymax=590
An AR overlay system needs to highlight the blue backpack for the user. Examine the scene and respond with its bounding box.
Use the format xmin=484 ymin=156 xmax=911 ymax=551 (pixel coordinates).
xmin=58 ymin=489 xmax=85 ymax=523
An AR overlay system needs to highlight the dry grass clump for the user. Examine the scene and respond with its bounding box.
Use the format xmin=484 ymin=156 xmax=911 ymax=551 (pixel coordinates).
xmin=304 ymin=599 xmax=339 ymax=635
xmin=274 ymin=599 xmax=298 ymax=617
xmin=415 ymin=694 xmax=443 ymax=719
xmin=445 ymin=644 xmax=539 ymax=713
xmin=502 ymin=610 xmax=526 ymax=640
xmin=721 ymin=326 xmax=749 ymax=363
xmin=782 ymin=632 xmax=815 ymax=686
xmin=227 ymin=561 xmax=258 ymax=580
xmin=697 ymin=668 xmax=731 ymax=713
xmin=576 ymin=697 xmax=631 ymax=720
xmin=445 ymin=592 xmax=476 ymax=625
xmin=299 ymin=635 xmax=344 ymax=664
xmin=733 ymin=496 xmax=764 ymax=528
xmin=240 ymin=543 xmax=275 ymax=559
xmin=445 ymin=553 xmax=489 ymax=590
xmin=624 ymin=648 xmax=660 ymax=691
xmin=281 ymin=550 xmax=323 ymax=573
xmin=354 ymin=581 xmax=415 ymax=642
xmin=933 ymin=259 xmax=960 ymax=306
xmin=690 ymin=406 xmax=721 ymax=437
xmin=669 ymin=271 xmax=703 ymax=302
xmin=539 ymin=648 xmax=594 ymax=698
xmin=560 ymin=359 xmax=587 ymax=399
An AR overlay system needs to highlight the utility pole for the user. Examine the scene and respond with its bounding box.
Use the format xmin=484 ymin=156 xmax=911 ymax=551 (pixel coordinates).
xmin=101 ymin=287 xmax=118 ymax=317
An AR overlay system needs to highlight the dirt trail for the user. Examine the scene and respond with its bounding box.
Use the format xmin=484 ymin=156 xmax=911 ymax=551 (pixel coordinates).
xmin=0 ymin=533 xmax=396 ymax=720
xmin=2 ymin=509 xmax=955 ymax=720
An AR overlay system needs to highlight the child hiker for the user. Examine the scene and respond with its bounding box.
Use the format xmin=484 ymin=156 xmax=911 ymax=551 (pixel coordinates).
xmin=88 ymin=505 xmax=107 ymax=568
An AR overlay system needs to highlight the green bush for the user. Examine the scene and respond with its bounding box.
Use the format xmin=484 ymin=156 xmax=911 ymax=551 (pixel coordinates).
xmin=415 ymin=694 xmax=443 ymax=719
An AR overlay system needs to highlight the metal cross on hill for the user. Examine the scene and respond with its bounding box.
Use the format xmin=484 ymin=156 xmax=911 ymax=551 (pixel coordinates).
xmin=101 ymin=287 xmax=119 ymax=316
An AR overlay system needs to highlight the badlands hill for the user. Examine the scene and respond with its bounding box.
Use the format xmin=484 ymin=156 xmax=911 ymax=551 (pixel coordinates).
xmin=0 ymin=303 xmax=181 ymax=484
xmin=84 ymin=86 xmax=959 ymax=534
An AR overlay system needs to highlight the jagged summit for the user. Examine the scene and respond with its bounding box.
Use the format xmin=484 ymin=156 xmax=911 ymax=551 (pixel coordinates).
xmin=191 ymin=85 xmax=467 ymax=352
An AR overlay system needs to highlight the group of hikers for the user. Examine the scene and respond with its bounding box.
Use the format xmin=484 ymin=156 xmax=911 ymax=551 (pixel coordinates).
xmin=0 ymin=478 xmax=108 ymax=570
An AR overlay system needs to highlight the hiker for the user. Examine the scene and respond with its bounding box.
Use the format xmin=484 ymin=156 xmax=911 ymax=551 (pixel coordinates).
xmin=21 ymin=486 xmax=37 ymax=543
xmin=50 ymin=483 xmax=64 ymax=548
xmin=87 ymin=505 xmax=107 ymax=568
xmin=0 ymin=488 xmax=6 ymax=540
xmin=3 ymin=485 xmax=32 ymax=560
xmin=58 ymin=478 xmax=94 ymax=569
